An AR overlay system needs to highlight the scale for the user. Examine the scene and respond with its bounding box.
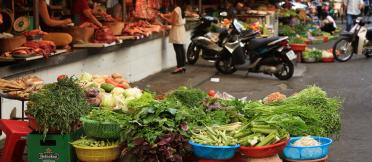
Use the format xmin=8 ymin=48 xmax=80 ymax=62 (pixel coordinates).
xmin=13 ymin=16 xmax=31 ymax=33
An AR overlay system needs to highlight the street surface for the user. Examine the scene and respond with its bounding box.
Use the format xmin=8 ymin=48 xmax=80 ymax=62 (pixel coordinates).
xmin=135 ymin=41 xmax=372 ymax=162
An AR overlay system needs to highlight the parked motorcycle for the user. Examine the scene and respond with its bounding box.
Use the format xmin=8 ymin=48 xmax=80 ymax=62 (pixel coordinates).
xmin=333 ymin=17 xmax=372 ymax=62
xmin=187 ymin=15 xmax=258 ymax=64
xmin=215 ymin=19 xmax=296 ymax=80
xmin=186 ymin=15 xmax=235 ymax=64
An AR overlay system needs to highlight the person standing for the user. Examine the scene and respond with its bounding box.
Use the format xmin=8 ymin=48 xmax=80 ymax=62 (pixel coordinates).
xmin=344 ymin=0 xmax=364 ymax=31
xmin=364 ymin=0 xmax=370 ymax=15
xmin=160 ymin=0 xmax=187 ymax=74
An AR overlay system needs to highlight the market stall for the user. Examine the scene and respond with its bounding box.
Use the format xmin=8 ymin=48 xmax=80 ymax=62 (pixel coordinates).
xmin=277 ymin=5 xmax=339 ymax=63
xmin=0 ymin=0 xmax=203 ymax=120
xmin=0 ymin=73 xmax=342 ymax=161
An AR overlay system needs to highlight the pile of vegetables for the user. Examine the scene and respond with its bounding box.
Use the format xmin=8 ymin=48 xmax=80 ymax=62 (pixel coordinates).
xmin=303 ymin=48 xmax=322 ymax=60
xmin=242 ymin=86 xmax=342 ymax=137
xmin=278 ymin=9 xmax=298 ymax=17
xmin=279 ymin=24 xmax=296 ymax=36
xmin=65 ymin=84 xmax=341 ymax=162
xmin=191 ymin=123 xmax=241 ymax=146
xmin=289 ymin=37 xmax=306 ymax=44
xmin=71 ymin=136 xmax=119 ymax=147
xmin=84 ymin=109 xmax=130 ymax=125
xmin=235 ymin=117 xmax=293 ymax=147
xmin=78 ymin=72 xmax=144 ymax=111
xmin=26 ymin=77 xmax=91 ymax=137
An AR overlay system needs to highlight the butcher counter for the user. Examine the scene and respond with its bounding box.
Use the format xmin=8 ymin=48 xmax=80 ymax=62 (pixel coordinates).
xmin=0 ymin=22 xmax=198 ymax=121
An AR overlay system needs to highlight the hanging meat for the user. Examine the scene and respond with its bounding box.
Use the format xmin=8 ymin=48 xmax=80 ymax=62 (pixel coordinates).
xmin=94 ymin=26 xmax=118 ymax=44
xmin=135 ymin=0 xmax=160 ymax=20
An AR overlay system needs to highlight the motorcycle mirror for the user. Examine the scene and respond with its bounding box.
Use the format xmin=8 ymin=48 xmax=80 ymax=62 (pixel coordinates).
xmin=220 ymin=12 xmax=228 ymax=17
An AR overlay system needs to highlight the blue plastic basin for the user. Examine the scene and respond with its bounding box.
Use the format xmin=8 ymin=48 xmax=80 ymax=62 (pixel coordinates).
xmin=189 ymin=140 xmax=240 ymax=160
xmin=283 ymin=136 xmax=333 ymax=160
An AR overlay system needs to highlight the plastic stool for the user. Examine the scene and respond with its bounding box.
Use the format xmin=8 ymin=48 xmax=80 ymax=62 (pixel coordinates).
xmin=0 ymin=119 xmax=32 ymax=162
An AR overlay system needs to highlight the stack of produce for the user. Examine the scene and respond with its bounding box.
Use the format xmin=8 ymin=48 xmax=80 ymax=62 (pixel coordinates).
xmin=22 ymin=76 xmax=341 ymax=162
xmin=235 ymin=122 xmax=288 ymax=147
xmin=303 ymin=48 xmax=322 ymax=62
xmin=0 ymin=76 xmax=43 ymax=99
xmin=71 ymin=136 xmax=121 ymax=162
xmin=81 ymin=109 xmax=130 ymax=139
xmin=191 ymin=123 xmax=241 ymax=146
xmin=25 ymin=76 xmax=91 ymax=137
xmin=77 ymin=72 xmax=145 ymax=111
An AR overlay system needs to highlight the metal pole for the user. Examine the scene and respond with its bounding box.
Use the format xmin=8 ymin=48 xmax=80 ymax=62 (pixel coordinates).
xmin=0 ymin=97 xmax=2 ymax=135
xmin=122 ymin=0 xmax=127 ymax=20
xmin=0 ymin=96 xmax=2 ymax=120
xmin=34 ymin=0 xmax=40 ymax=29
xmin=22 ymin=101 xmax=25 ymax=121
xmin=198 ymin=0 xmax=202 ymax=15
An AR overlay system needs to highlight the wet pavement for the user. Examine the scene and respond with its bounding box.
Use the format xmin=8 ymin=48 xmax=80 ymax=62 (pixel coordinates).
xmin=134 ymin=40 xmax=372 ymax=161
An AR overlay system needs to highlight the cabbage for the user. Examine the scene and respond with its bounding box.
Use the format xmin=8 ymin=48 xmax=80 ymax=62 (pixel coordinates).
xmin=79 ymin=72 xmax=93 ymax=83
xmin=111 ymin=87 xmax=125 ymax=97
xmin=119 ymin=98 xmax=131 ymax=112
xmin=100 ymin=93 xmax=116 ymax=108
xmin=123 ymin=87 xmax=142 ymax=99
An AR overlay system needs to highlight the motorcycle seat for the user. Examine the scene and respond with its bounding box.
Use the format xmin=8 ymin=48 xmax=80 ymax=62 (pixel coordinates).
xmin=340 ymin=32 xmax=353 ymax=37
xmin=240 ymin=30 xmax=258 ymax=42
xmin=247 ymin=37 xmax=280 ymax=50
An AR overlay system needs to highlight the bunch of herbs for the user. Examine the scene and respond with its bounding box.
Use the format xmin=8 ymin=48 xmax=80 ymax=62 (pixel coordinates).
xmin=26 ymin=77 xmax=90 ymax=137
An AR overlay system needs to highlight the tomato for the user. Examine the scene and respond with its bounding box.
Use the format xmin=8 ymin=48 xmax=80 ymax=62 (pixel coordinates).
xmin=57 ymin=75 xmax=67 ymax=81
xmin=208 ymin=90 xmax=216 ymax=97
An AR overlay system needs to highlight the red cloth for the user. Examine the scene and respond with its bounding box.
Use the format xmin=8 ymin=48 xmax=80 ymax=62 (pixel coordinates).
xmin=73 ymin=0 xmax=91 ymax=25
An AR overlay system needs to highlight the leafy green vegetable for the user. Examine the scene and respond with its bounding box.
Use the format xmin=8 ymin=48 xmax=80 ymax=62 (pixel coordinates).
xmin=127 ymin=92 xmax=155 ymax=111
xmin=289 ymin=37 xmax=305 ymax=44
xmin=303 ymin=49 xmax=322 ymax=59
xmin=242 ymin=86 xmax=342 ymax=137
xmin=167 ymin=87 xmax=207 ymax=108
xmin=85 ymin=109 xmax=130 ymax=125
xmin=71 ymin=136 xmax=118 ymax=147
xmin=285 ymin=86 xmax=342 ymax=137
xmin=26 ymin=77 xmax=91 ymax=137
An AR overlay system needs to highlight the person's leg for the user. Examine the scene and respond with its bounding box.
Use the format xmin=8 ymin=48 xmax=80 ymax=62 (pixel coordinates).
xmin=173 ymin=44 xmax=182 ymax=68
xmin=179 ymin=44 xmax=186 ymax=67
xmin=346 ymin=14 xmax=353 ymax=31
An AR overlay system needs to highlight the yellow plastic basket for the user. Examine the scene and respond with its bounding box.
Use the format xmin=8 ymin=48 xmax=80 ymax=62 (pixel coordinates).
xmin=72 ymin=144 xmax=120 ymax=162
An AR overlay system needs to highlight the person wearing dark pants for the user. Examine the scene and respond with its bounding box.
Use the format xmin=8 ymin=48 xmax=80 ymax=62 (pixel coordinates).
xmin=344 ymin=0 xmax=364 ymax=31
xmin=173 ymin=44 xmax=186 ymax=69
xmin=160 ymin=0 xmax=187 ymax=74
xmin=321 ymin=15 xmax=337 ymax=34
xmin=346 ymin=14 xmax=359 ymax=31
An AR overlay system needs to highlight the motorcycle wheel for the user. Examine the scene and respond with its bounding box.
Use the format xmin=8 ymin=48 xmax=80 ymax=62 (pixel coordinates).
xmin=215 ymin=57 xmax=237 ymax=74
xmin=186 ymin=42 xmax=200 ymax=65
xmin=274 ymin=58 xmax=294 ymax=80
xmin=332 ymin=38 xmax=354 ymax=62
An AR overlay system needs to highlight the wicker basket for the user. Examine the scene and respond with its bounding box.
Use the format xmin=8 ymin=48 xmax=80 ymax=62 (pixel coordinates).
xmin=80 ymin=117 xmax=121 ymax=139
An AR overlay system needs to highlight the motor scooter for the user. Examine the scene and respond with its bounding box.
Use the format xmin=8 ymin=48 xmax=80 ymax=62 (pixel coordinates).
xmin=333 ymin=17 xmax=372 ymax=62
xmin=215 ymin=19 xmax=297 ymax=80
